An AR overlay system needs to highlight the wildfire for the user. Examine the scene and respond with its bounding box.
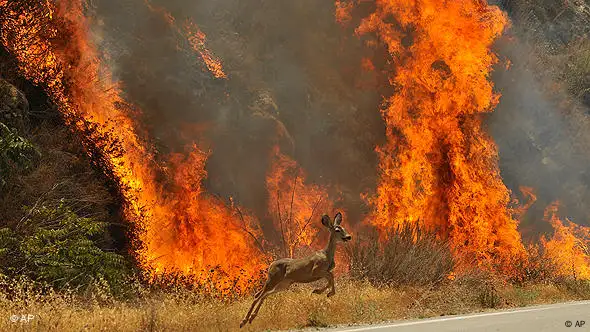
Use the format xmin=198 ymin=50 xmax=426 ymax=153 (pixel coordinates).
xmin=184 ymin=19 xmax=228 ymax=79
xmin=516 ymin=186 xmax=537 ymax=221
xmin=266 ymin=146 xmax=335 ymax=258
xmin=340 ymin=0 xmax=524 ymax=271
xmin=144 ymin=0 xmax=227 ymax=79
xmin=541 ymin=202 xmax=590 ymax=279
xmin=3 ymin=0 xmax=589 ymax=292
xmin=335 ymin=0 xmax=353 ymax=24
xmin=0 ymin=0 xmax=263 ymax=293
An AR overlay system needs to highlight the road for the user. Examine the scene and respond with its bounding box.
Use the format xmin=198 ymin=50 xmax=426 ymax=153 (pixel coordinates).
xmin=323 ymin=301 xmax=590 ymax=332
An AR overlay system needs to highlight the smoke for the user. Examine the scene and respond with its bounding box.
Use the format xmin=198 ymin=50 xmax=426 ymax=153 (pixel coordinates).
xmin=87 ymin=0 xmax=590 ymax=243
xmin=488 ymin=2 xmax=590 ymax=236
xmin=87 ymin=0 xmax=385 ymax=236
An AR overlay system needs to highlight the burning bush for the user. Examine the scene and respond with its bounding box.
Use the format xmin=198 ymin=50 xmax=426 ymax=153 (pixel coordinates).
xmin=266 ymin=146 xmax=335 ymax=258
xmin=338 ymin=0 xmax=525 ymax=275
xmin=346 ymin=224 xmax=454 ymax=286
xmin=0 ymin=0 xmax=269 ymax=294
xmin=508 ymin=244 xmax=559 ymax=285
xmin=541 ymin=203 xmax=590 ymax=280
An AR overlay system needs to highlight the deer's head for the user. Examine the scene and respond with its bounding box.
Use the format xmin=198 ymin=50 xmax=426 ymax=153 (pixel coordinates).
xmin=321 ymin=212 xmax=352 ymax=242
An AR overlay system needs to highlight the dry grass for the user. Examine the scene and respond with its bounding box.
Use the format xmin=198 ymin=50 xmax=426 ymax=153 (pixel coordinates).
xmin=1 ymin=276 xmax=589 ymax=332
xmin=3 ymin=221 xmax=587 ymax=332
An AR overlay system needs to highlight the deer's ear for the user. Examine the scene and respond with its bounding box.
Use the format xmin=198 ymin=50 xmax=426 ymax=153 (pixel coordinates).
xmin=321 ymin=214 xmax=332 ymax=228
xmin=334 ymin=212 xmax=343 ymax=226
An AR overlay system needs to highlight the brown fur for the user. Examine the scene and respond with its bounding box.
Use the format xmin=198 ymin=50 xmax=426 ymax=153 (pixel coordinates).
xmin=240 ymin=212 xmax=351 ymax=327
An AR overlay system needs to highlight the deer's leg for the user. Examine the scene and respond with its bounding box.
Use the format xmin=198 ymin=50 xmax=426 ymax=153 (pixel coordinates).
xmin=326 ymin=272 xmax=336 ymax=297
xmin=248 ymin=293 xmax=268 ymax=324
xmin=248 ymin=280 xmax=291 ymax=324
xmin=240 ymin=287 xmax=265 ymax=328
xmin=241 ymin=278 xmax=275 ymax=328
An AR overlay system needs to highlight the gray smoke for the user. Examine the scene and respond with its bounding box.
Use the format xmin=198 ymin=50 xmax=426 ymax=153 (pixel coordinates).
xmin=88 ymin=0 xmax=385 ymax=236
xmin=88 ymin=0 xmax=590 ymax=243
xmin=489 ymin=4 xmax=590 ymax=239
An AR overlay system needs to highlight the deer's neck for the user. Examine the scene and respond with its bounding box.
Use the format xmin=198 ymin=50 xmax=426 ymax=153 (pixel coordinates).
xmin=323 ymin=232 xmax=337 ymax=270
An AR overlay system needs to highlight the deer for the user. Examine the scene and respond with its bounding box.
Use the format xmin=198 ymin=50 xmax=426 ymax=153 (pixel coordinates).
xmin=240 ymin=212 xmax=352 ymax=328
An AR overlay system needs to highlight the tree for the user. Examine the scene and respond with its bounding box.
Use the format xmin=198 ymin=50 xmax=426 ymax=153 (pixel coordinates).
xmin=0 ymin=201 xmax=128 ymax=291
xmin=0 ymin=122 xmax=39 ymax=187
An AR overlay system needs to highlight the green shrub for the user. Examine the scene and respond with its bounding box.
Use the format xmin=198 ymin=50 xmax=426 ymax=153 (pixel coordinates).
xmin=0 ymin=201 xmax=128 ymax=293
xmin=0 ymin=122 xmax=39 ymax=187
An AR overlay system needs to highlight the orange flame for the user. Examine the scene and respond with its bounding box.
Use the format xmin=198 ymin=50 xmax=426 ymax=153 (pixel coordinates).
xmin=342 ymin=0 xmax=524 ymax=271
xmin=335 ymin=0 xmax=353 ymax=24
xmin=144 ymin=0 xmax=227 ymax=79
xmin=6 ymin=0 xmax=587 ymax=288
xmin=0 ymin=0 xmax=262 ymax=293
xmin=515 ymin=186 xmax=538 ymax=221
xmin=184 ymin=19 xmax=228 ymax=79
xmin=541 ymin=202 xmax=590 ymax=279
xmin=266 ymin=146 xmax=335 ymax=258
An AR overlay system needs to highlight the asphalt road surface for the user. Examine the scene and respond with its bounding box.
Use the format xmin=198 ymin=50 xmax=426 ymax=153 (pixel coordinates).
xmin=323 ymin=301 xmax=590 ymax=332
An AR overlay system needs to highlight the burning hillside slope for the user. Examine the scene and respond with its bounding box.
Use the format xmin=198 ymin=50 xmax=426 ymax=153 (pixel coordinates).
xmin=0 ymin=0 xmax=266 ymax=293
xmin=1 ymin=0 xmax=589 ymax=289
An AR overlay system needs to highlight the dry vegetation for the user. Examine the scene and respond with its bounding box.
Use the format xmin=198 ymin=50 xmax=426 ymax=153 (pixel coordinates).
xmin=346 ymin=224 xmax=454 ymax=286
xmin=1 ymin=271 xmax=589 ymax=331
xmin=1 ymin=225 xmax=589 ymax=331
